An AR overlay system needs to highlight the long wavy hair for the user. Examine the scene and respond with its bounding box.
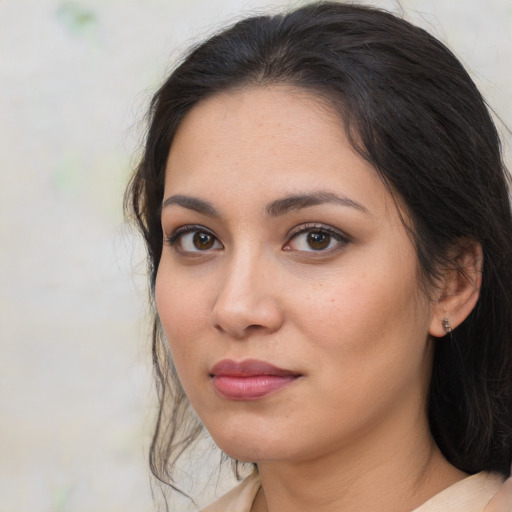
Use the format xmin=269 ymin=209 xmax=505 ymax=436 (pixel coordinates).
xmin=125 ymin=0 xmax=512 ymax=498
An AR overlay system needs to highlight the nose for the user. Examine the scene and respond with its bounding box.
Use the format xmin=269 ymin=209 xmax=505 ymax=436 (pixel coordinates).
xmin=210 ymin=251 xmax=284 ymax=339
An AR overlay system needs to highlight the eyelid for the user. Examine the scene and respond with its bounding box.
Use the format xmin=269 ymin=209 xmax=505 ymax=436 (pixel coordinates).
xmin=163 ymin=222 xmax=349 ymax=253
xmin=164 ymin=224 xmax=222 ymax=250
xmin=165 ymin=224 xmax=207 ymax=244
xmin=283 ymin=222 xmax=351 ymax=252
xmin=286 ymin=222 xmax=350 ymax=242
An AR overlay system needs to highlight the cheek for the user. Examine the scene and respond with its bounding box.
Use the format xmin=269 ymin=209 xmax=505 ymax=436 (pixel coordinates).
xmin=292 ymin=254 xmax=431 ymax=375
xmin=289 ymin=276 xmax=432 ymax=442
xmin=155 ymin=267 xmax=215 ymax=412
xmin=155 ymin=263 xmax=210 ymax=359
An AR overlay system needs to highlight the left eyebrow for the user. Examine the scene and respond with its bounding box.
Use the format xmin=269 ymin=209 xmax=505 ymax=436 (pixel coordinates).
xmin=265 ymin=191 xmax=369 ymax=217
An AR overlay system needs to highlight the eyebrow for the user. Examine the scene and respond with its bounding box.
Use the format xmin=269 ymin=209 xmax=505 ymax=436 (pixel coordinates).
xmin=162 ymin=195 xmax=220 ymax=217
xmin=161 ymin=191 xmax=368 ymax=218
xmin=265 ymin=191 xmax=368 ymax=217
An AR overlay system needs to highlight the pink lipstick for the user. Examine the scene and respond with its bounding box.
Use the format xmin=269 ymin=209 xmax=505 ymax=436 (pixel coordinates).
xmin=209 ymin=359 xmax=300 ymax=400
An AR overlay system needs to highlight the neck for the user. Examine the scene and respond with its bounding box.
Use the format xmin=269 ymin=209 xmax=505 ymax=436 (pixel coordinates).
xmin=252 ymin=406 xmax=466 ymax=512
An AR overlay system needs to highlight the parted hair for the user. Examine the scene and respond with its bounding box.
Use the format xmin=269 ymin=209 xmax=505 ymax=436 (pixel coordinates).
xmin=125 ymin=1 xmax=512 ymax=491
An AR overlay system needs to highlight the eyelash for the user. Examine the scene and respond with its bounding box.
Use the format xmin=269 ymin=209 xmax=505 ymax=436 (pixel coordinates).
xmin=165 ymin=224 xmax=219 ymax=248
xmin=285 ymin=223 xmax=350 ymax=252
xmin=164 ymin=223 xmax=350 ymax=253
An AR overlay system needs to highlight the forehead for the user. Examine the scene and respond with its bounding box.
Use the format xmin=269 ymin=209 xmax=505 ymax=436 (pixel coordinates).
xmin=170 ymin=86 xmax=339 ymax=161
xmin=164 ymin=85 xmax=393 ymax=220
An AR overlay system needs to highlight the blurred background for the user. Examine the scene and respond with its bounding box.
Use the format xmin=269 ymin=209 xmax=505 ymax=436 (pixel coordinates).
xmin=0 ymin=1 xmax=510 ymax=511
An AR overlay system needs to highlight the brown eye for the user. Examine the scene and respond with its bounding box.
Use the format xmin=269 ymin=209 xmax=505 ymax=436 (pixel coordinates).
xmin=169 ymin=228 xmax=223 ymax=253
xmin=307 ymin=231 xmax=331 ymax=250
xmin=193 ymin=232 xmax=215 ymax=250
xmin=284 ymin=225 xmax=348 ymax=253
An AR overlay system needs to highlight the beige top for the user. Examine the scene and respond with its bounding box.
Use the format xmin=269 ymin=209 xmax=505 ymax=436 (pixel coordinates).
xmin=201 ymin=471 xmax=505 ymax=512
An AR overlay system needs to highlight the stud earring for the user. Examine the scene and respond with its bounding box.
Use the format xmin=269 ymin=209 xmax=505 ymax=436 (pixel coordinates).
xmin=442 ymin=318 xmax=452 ymax=334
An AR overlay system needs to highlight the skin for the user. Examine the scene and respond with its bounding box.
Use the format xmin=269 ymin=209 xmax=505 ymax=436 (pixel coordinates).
xmin=484 ymin=473 xmax=512 ymax=512
xmin=155 ymin=86 xmax=483 ymax=512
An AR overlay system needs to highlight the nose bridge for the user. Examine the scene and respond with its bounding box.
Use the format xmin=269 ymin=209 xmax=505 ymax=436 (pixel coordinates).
xmin=211 ymin=242 xmax=283 ymax=338
xmin=224 ymin=244 xmax=261 ymax=294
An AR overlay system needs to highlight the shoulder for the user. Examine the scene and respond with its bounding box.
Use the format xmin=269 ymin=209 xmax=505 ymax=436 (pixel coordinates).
xmin=200 ymin=472 xmax=261 ymax=512
xmin=413 ymin=472 xmax=506 ymax=512
xmin=199 ymin=471 xmax=506 ymax=512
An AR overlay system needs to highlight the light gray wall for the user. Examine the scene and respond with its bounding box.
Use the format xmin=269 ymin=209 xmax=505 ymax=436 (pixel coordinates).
xmin=1 ymin=1 xmax=510 ymax=511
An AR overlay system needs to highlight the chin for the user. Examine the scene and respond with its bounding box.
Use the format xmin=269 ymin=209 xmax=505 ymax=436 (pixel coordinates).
xmin=207 ymin=424 xmax=300 ymax=464
xmin=220 ymin=442 xmax=286 ymax=464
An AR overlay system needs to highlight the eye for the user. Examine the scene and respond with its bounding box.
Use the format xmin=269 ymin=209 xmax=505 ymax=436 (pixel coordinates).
xmin=166 ymin=226 xmax=223 ymax=253
xmin=284 ymin=224 xmax=348 ymax=252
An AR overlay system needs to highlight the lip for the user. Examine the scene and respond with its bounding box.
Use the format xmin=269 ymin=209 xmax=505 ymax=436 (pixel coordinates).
xmin=209 ymin=359 xmax=301 ymax=401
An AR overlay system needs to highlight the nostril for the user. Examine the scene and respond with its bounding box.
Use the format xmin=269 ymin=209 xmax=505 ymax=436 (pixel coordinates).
xmin=247 ymin=324 xmax=266 ymax=332
xmin=213 ymin=322 xmax=227 ymax=334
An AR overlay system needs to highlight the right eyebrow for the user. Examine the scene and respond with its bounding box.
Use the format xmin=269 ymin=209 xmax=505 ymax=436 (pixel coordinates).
xmin=161 ymin=194 xmax=220 ymax=217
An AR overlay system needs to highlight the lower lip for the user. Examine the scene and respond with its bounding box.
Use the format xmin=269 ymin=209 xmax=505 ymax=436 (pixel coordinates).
xmin=211 ymin=374 xmax=298 ymax=400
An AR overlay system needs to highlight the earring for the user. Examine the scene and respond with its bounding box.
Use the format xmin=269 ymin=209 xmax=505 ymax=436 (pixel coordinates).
xmin=442 ymin=318 xmax=452 ymax=334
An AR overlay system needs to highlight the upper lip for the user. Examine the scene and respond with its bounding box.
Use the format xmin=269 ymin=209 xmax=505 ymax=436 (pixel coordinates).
xmin=209 ymin=358 xmax=300 ymax=377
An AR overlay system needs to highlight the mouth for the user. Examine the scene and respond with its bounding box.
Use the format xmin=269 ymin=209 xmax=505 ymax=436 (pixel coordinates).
xmin=209 ymin=359 xmax=302 ymax=401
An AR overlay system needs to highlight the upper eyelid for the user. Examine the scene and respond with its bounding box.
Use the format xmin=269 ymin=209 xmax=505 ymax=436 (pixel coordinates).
xmin=286 ymin=222 xmax=350 ymax=241
xmin=165 ymin=224 xmax=218 ymax=245
xmin=164 ymin=222 xmax=350 ymax=248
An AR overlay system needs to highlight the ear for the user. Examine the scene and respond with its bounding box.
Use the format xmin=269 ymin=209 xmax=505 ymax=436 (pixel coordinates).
xmin=429 ymin=239 xmax=483 ymax=338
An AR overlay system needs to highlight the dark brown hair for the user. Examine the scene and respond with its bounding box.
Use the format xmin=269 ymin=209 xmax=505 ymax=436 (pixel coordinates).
xmin=125 ymin=0 xmax=512 ymax=496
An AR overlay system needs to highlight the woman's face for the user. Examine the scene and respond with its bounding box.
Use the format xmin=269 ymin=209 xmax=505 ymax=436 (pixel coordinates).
xmin=156 ymin=86 xmax=435 ymax=464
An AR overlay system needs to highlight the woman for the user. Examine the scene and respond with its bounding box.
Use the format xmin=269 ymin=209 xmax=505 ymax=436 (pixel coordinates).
xmin=125 ymin=2 xmax=512 ymax=510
